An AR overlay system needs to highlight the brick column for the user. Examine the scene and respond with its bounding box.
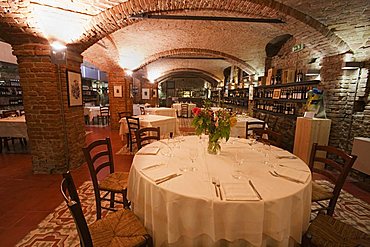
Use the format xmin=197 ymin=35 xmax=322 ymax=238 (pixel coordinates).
xmin=108 ymin=67 xmax=133 ymax=130
xmin=13 ymin=42 xmax=85 ymax=174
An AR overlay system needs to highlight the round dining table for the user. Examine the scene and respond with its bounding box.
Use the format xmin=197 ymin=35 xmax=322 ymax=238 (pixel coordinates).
xmin=128 ymin=136 xmax=312 ymax=247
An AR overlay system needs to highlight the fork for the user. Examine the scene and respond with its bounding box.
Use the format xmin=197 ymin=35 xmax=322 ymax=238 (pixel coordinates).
xmin=269 ymin=171 xmax=302 ymax=183
xmin=212 ymin=177 xmax=219 ymax=197
xmin=215 ymin=178 xmax=223 ymax=200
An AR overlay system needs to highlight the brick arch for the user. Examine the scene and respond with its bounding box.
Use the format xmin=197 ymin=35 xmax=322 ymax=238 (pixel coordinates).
xmin=73 ymin=0 xmax=349 ymax=55
xmin=140 ymin=48 xmax=256 ymax=74
xmin=155 ymin=68 xmax=221 ymax=86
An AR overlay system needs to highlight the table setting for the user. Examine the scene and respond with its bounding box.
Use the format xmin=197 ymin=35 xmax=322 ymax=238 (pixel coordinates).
xmin=128 ymin=134 xmax=312 ymax=247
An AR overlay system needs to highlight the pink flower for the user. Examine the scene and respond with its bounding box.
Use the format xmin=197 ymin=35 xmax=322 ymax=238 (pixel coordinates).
xmin=192 ymin=107 xmax=201 ymax=116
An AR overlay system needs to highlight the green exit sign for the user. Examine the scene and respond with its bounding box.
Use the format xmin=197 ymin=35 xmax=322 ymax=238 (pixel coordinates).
xmin=292 ymin=43 xmax=305 ymax=52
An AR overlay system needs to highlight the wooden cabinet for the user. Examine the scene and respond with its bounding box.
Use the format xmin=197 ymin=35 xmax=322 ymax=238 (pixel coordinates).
xmin=293 ymin=117 xmax=331 ymax=165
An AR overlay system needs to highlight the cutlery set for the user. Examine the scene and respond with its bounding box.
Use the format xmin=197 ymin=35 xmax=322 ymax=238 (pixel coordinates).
xmin=269 ymin=171 xmax=304 ymax=183
xmin=156 ymin=173 xmax=182 ymax=184
xmin=248 ymin=180 xmax=263 ymax=200
xmin=212 ymin=177 xmax=223 ymax=200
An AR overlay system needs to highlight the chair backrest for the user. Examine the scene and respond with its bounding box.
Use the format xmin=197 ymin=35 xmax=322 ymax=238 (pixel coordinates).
xmin=118 ymin=111 xmax=131 ymax=120
xmin=2 ymin=110 xmax=19 ymax=118
xmin=140 ymin=106 xmax=146 ymax=115
xmin=135 ymin=127 xmax=160 ymax=150
xmin=181 ymin=104 xmax=188 ymax=116
xmin=254 ymin=129 xmax=282 ymax=148
xmin=82 ymin=138 xmax=115 ymax=195
xmin=309 ymin=143 xmax=357 ymax=212
xmin=126 ymin=116 xmax=140 ymax=134
xmin=61 ymin=171 xmax=93 ymax=246
xmin=246 ymin=121 xmax=266 ymax=138
xmin=100 ymin=106 xmax=109 ymax=117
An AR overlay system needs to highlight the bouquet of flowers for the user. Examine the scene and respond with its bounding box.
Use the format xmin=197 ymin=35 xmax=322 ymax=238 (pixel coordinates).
xmin=192 ymin=106 xmax=237 ymax=154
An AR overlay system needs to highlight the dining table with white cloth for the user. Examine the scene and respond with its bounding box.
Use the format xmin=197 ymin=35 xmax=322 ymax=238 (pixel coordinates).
xmin=0 ymin=115 xmax=28 ymax=139
xmin=83 ymin=106 xmax=101 ymax=122
xmin=119 ymin=115 xmax=178 ymax=139
xmin=172 ymin=103 xmax=196 ymax=117
xmin=145 ymin=107 xmax=177 ymax=118
xmin=231 ymin=115 xmax=266 ymax=138
xmin=128 ymin=136 xmax=312 ymax=247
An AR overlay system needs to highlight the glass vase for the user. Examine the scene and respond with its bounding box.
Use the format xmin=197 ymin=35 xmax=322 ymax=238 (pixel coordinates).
xmin=208 ymin=137 xmax=221 ymax=155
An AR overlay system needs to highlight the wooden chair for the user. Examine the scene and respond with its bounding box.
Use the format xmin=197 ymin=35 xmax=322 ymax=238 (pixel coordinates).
xmin=82 ymin=137 xmax=130 ymax=220
xmin=98 ymin=106 xmax=110 ymax=125
xmin=118 ymin=112 xmax=132 ymax=147
xmin=246 ymin=121 xmax=266 ymax=138
xmin=126 ymin=116 xmax=140 ymax=152
xmin=181 ymin=104 xmax=188 ymax=118
xmin=302 ymin=213 xmax=370 ymax=247
xmin=254 ymin=129 xmax=282 ymax=148
xmin=140 ymin=106 xmax=146 ymax=115
xmin=135 ymin=127 xmax=160 ymax=150
xmin=61 ymin=171 xmax=152 ymax=247
xmin=309 ymin=143 xmax=357 ymax=216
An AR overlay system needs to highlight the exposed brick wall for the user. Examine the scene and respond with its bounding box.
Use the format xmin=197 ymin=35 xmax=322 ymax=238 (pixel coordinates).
xmin=108 ymin=68 xmax=133 ymax=130
xmin=321 ymin=55 xmax=370 ymax=153
xmin=12 ymin=43 xmax=85 ymax=174
xmin=261 ymin=38 xmax=370 ymax=153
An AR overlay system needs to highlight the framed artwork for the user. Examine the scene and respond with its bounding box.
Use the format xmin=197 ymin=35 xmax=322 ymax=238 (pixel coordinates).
xmin=142 ymin=88 xmax=150 ymax=99
xmin=152 ymin=89 xmax=157 ymax=98
xmin=272 ymin=89 xmax=281 ymax=99
xmin=67 ymin=70 xmax=83 ymax=106
xmin=113 ymin=85 xmax=122 ymax=97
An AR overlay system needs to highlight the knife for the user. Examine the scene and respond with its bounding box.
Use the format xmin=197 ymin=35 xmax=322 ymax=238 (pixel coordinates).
xmin=249 ymin=180 xmax=263 ymax=200
xmin=156 ymin=173 xmax=182 ymax=184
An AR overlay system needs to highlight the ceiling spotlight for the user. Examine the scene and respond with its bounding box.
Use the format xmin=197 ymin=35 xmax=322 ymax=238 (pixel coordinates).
xmin=51 ymin=41 xmax=67 ymax=52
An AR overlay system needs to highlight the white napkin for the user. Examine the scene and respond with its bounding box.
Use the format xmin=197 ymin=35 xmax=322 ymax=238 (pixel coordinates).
xmin=274 ymin=167 xmax=310 ymax=183
xmin=222 ymin=183 xmax=261 ymax=201
xmin=274 ymin=150 xmax=297 ymax=159
xmin=137 ymin=146 xmax=160 ymax=155
xmin=141 ymin=166 xmax=180 ymax=184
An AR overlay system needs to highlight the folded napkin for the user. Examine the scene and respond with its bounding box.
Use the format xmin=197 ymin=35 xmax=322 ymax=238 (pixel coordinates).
xmin=137 ymin=146 xmax=160 ymax=155
xmin=222 ymin=183 xmax=261 ymax=201
xmin=274 ymin=167 xmax=310 ymax=183
xmin=141 ymin=166 xmax=180 ymax=184
xmin=274 ymin=150 xmax=297 ymax=159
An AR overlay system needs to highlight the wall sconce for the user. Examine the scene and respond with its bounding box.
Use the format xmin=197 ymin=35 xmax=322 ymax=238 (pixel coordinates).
xmin=342 ymin=61 xmax=364 ymax=70
xmin=50 ymin=41 xmax=67 ymax=65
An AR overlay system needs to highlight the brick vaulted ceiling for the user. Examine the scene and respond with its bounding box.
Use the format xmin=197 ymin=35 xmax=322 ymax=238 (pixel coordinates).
xmin=0 ymin=0 xmax=369 ymax=82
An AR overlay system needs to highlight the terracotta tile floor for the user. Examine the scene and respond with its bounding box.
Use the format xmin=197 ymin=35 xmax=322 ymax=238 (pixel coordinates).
xmin=0 ymin=126 xmax=369 ymax=246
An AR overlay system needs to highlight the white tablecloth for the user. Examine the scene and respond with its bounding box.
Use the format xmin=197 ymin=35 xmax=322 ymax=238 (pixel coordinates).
xmin=119 ymin=115 xmax=178 ymax=139
xmin=0 ymin=115 xmax=28 ymax=139
xmin=83 ymin=106 xmax=100 ymax=122
xmin=231 ymin=115 xmax=266 ymax=138
xmin=172 ymin=103 xmax=196 ymax=117
xmin=145 ymin=107 xmax=177 ymax=118
xmin=128 ymin=136 xmax=312 ymax=247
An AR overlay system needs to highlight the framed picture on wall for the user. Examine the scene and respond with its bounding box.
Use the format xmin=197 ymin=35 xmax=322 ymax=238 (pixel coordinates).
xmin=142 ymin=88 xmax=150 ymax=99
xmin=113 ymin=85 xmax=122 ymax=97
xmin=66 ymin=70 xmax=83 ymax=106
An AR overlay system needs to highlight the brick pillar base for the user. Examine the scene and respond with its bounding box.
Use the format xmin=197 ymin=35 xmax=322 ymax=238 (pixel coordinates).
xmin=13 ymin=42 xmax=85 ymax=174
xmin=108 ymin=68 xmax=133 ymax=130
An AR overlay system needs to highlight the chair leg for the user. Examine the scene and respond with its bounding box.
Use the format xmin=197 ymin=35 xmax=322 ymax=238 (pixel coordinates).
xmin=123 ymin=190 xmax=130 ymax=209
xmin=0 ymin=138 xmax=2 ymax=153
xmin=110 ymin=192 xmax=115 ymax=209
xmin=96 ymin=197 xmax=102 ymax=220
xmin=126 ymin=133 xmax=130 ymax=148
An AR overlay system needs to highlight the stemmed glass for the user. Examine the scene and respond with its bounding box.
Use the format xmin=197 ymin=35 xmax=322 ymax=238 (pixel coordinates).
xmin=232 ymin=150 xmax=245 ymax=179
xmin=248 ymin=133 xmax=257 ymax=150
xmin=180 ymin=148 xmax=198 ymax=172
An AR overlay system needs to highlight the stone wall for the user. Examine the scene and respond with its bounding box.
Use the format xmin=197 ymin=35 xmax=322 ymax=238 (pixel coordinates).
xmin=260 ymin=37 xmax=370 ymax=153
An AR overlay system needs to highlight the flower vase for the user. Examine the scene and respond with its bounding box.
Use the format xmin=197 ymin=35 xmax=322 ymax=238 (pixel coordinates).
xmin=208 ymin=137 xmax=221 ymax=155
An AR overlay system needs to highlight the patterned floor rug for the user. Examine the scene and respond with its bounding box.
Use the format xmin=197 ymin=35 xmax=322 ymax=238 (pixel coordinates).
xmin=16 ymin=180 xmax=370 ymax=246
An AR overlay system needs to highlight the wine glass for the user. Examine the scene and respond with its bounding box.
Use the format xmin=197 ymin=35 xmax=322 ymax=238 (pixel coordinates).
xmin=232 ymin=150 xmax=245 ymax=179
xmin=180 ymin=148 xmax=198 ymax=172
